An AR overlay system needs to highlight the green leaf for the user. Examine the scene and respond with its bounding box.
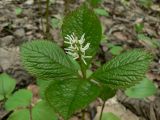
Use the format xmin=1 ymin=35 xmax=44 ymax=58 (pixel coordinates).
xmin=92 ymin=49 xmax=152 ymax=89
xmin=0 ymin=95 xmax=4 ymax=100
xmin=45 ymin=79 xmax=100 ymax=120
xmin=151 ymin=38 xmax=160 ymax=48
xmin=51 ymin=18 xmax=60 ymax=29
xmin=0 ymin=73 xmax=16 ymax=100
xmin=20 ymin=40 xmax=78 ymax=80
xmin=15 ymin=7 xmax=23 ymax=15
xmin=94 ymin=8 xmax=109 ymax=17
xmin=109 ymin=46 xmax=123 ymax=55
xmin=67 ymin=55 xmax=80 ymax=70
xmin=101 ymin=112 xmax=121 ymax=120
xmin=37 ymin=79 xmax=52 ymax=99
xmin=7 ymin=109 xmax=30 ymax=120
xmin=137 ymin=34 xmax=151 ymax=41
xmin=86 ymin=69 xmax=93 ymax=78
xmin=99 ymin=85 xmax=116 ymax=101
xmin=125 ymin=78 xmax=157 ymax=98
xmin=62 ymin=5 xmax=102 ymax=63
xmin=32 ymin=100 xmax=58 ymax=120
xmin=5 ymin=89 xmax=32 ymax=111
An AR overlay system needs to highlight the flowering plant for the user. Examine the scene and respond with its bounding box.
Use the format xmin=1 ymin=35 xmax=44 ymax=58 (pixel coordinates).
xmin=64 ymin=33 xmax=91 ymax=65
xmin=20 ymin=4 xmax=152 ymax=120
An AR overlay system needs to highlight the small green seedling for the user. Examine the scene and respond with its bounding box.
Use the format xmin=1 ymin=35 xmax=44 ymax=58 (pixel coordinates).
xmin=20 ymin=5 xmax=152 ymax=120
xmin=138 ymin=0 xmax=153 ymax=8
xmin=4 ymin=88 xmax=57 ymax=120
xmin=135 ymin=23 xmax=144 ymax=33
xmin=0 ymin=73 xmax=57 ymax=120
xmin=15 ymin=7 xmax=23 ymax=15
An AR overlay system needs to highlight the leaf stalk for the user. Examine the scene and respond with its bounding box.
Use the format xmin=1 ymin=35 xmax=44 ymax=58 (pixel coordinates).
xmin=99 ymin=101 xmax=105 ymax=120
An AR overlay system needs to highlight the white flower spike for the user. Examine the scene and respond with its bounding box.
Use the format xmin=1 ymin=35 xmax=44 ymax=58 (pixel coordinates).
xmin=64 ymin=33 xmax=91 ymax=65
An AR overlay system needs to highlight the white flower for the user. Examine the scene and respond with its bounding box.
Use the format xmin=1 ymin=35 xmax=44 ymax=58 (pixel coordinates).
xmin=64 ymin=33 xmax=91 ymax=64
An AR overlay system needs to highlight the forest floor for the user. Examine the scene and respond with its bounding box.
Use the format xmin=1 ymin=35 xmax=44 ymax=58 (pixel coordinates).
xmin=0 ymin=0 xmax=160 ymax=120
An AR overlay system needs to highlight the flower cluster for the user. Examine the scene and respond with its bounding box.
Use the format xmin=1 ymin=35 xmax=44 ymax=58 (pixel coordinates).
xmin=64 ymin=33 xmax=91 ymax=65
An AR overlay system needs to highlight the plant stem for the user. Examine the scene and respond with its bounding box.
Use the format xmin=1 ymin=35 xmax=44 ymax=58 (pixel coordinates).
xmin=99 ymin=101 xmax=105 ymax=120
xmin=46 ymin=0 xmax=50 ymax=39
xmin=79 ymin=56 xmax=86 ymax=79
xmin=29 ymin=104 xmax=33 ymax=120
xmin=82 ymin=109 xmax=85 ymax=120
xmin=79 ymin=58 xmax=86 ymax=120
xmin=81 ymin=65 xmax=86 ymax=79
xmin=38 ymin=0 xmax=44 ymax=33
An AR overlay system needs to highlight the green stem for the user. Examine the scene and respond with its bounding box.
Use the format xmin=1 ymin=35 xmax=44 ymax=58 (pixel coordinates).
xmin=80 ymin=64 xmax=86 ymax=79
xmin=99 ymin=101 xmax=106 ymax=120
xmin=79 ymin=58 xmax=86 ymax=120
xmin=46 ymin=0 xmax=50 ymax=38
xmin=29 ymin=104 xmax=33 ymax=120
xmin=79 ymin=55 xmax=86 ymax=79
